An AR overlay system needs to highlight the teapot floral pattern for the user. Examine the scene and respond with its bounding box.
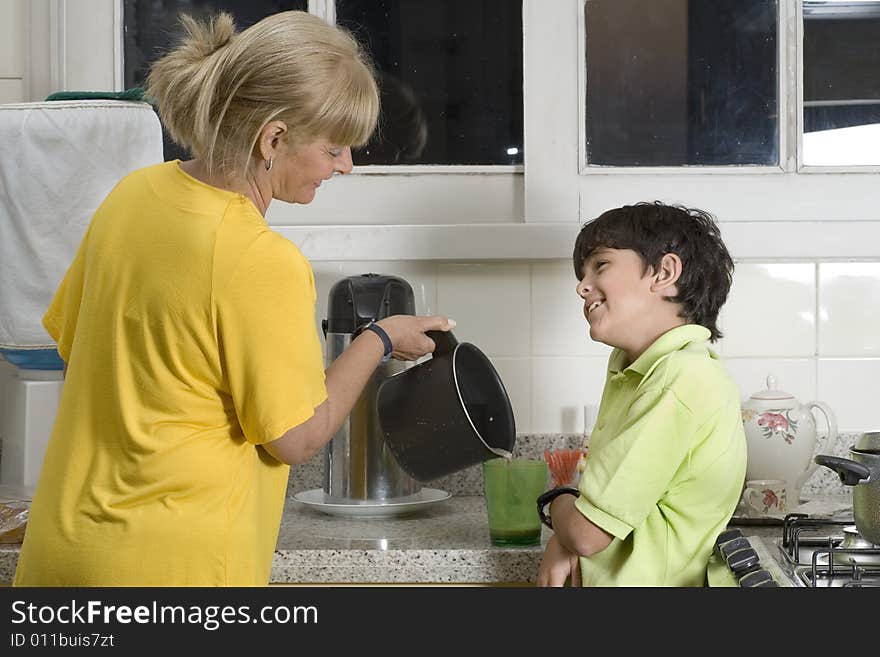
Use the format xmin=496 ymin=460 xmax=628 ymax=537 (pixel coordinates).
xmin=754 ymin=410 xmax=799 ymax=444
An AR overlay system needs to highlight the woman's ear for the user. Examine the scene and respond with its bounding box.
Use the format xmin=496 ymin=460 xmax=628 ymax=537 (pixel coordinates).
xmin=257 ymin=120 xmax=288 ymax=161
xmin=650 ymin=253 xmax=682 ymax=295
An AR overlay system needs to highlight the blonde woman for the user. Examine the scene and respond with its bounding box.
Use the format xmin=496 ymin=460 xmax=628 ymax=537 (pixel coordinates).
xmin=14 ymin=11 xmax=452 ymax=586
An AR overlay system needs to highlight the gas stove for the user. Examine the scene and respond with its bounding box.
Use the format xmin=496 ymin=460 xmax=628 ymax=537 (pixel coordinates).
xmin=711 ymin=513 xmax=880 ymax=587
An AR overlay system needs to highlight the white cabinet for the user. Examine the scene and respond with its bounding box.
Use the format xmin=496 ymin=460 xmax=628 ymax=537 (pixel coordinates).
xmin=0 ymin=0 xmax=25 ymax=103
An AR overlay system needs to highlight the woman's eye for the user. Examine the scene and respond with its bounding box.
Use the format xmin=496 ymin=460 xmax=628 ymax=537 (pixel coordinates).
xmin=328 ymin=148 xmax=343 ymax=158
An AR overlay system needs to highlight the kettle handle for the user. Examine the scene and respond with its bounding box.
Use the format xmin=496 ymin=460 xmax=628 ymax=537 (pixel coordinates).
xmin=426 ymin=330 xmax=459 ymax=357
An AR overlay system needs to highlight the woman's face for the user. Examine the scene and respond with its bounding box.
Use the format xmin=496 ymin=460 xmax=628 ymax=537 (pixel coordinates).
xmin=275 ymin=138 xmax=353 ymax=205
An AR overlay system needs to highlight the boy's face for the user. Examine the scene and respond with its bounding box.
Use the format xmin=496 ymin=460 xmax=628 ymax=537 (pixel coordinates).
xmin=575 ymin=247 xmax=658 ymax=351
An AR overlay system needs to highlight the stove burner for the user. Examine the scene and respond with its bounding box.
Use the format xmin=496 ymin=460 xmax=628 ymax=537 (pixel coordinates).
xmin=777 ymin=513 xmax=880 ymax=587
xmin=833 ymin=526 xmax=880 ymax=566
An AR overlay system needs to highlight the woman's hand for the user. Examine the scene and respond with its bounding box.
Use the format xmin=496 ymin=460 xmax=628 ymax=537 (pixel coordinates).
xmin=537 ymin=535 xmax=582 ymax=587
xmin=375 ymin=315 xmax=456 ymax=361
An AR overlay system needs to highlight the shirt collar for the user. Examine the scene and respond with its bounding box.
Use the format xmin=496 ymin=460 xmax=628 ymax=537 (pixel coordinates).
xmin=608 ymin=324 xmax=712 ymax=378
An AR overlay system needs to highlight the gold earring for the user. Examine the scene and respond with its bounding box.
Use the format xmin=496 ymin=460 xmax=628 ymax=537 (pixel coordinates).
xmin=265 ymin=158 xmax=273 ymax=172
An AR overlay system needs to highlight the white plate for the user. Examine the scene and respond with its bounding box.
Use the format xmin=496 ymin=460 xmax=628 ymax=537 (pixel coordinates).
xmin=293 ymin=488 xmax=451 ymax=519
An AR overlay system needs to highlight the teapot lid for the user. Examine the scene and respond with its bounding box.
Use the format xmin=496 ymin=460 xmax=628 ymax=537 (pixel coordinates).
xmin=748 ymin=375 xmax=795 ymax=401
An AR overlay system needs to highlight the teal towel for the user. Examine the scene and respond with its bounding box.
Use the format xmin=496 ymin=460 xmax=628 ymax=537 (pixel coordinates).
xmin=45 ymin=88 xmax=146 ymax=102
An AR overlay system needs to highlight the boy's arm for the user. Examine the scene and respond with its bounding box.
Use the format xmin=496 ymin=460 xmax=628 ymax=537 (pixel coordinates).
xmin=549 ymin=493 xmax=613 ymax=557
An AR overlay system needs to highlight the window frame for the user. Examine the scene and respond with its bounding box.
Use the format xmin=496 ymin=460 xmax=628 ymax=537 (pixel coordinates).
xmin=537 ymin=0 xmax=880 ymax=226
xmin=796 ymin=0 xmax=880 ymax=173
xmin=576 ymin=0 xmax=790 ymax=176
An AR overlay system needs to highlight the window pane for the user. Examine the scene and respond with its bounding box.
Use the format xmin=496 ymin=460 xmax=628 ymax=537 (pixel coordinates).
xmin=584 ymin=0 xmax=778 ymax=167
xmin=336 ymin=0 xmax=523 ymax=165
xmin=803 ymin=0 xmax=880 ymax=166
xmin=123 ymin=1 xmax=308 ymax=162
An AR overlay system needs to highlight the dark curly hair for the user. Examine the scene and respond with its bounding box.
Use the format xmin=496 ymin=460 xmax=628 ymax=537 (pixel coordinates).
xmin=572 ymin=201 xmax=734 ymax=342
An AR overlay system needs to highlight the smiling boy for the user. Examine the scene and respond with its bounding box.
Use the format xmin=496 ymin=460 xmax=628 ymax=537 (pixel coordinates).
xmin=537 ymin=202 xmax=747 ymax=587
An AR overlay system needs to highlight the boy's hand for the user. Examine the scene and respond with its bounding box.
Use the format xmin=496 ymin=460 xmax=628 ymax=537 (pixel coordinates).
xmin=536 ymin=535 xmax=581 ymax=587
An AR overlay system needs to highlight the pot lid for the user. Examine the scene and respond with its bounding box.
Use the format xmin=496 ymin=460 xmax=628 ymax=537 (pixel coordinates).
xmin=748 ymin=375 xmax=794 ymax=401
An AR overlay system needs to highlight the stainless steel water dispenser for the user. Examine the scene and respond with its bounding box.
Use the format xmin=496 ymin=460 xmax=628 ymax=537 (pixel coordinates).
xmin=321 ymin=273 xmax=421 ymax=503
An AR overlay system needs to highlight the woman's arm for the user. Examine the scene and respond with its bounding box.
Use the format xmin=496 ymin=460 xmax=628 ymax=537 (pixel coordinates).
xmin=262 ymin=314 xmax=454 ymax=464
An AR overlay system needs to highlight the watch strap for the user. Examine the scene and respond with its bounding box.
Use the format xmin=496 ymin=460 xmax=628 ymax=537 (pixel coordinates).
xmin=360 ymin=321 xmax=393 ymax=363
xmin=536 ymin=486 xmax=580 ymax=530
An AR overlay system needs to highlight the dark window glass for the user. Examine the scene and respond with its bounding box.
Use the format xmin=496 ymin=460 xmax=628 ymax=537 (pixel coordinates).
xmin=803 ymin=1 xmax=880 ymax=166
xmin=336 ymin=0 xmax=523 ymax=165
xmin=584 ymin=0 xmax=778 ymax=167
xmin=123 ymin=0 xmax=308 ymax=162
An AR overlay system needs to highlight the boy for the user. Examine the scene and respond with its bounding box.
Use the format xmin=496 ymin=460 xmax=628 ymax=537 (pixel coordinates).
xmin=536 ymin=202 xmax=746 ymax=587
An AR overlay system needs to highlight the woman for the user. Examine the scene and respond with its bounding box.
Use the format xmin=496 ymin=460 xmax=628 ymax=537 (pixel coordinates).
xmin=14 ymin=11 xmax=452 ymax=586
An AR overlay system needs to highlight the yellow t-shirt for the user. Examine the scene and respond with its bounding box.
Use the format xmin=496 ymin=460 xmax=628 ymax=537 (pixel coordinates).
xmin=14 ymin=161 xmax=327 ymax=586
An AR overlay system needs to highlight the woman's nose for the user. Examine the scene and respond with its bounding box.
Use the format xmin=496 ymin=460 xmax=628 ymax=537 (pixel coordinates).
xmin=335 ymin=147 xmax=354 ymax=175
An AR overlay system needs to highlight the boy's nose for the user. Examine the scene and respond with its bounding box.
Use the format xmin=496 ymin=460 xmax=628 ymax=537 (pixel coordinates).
xmin=576 ymin=279 xmax=591 ymax=298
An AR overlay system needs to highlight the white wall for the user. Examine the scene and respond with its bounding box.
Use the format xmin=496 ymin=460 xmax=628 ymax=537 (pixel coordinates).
xmin=0 ymin=0 xmax=25 ymax=103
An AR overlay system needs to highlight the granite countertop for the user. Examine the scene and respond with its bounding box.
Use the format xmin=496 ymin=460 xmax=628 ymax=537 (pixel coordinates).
xmin=271 ymin=494 xmax=545 ymax=584
xmin=0 ymin=495 xmax=543 ymax=585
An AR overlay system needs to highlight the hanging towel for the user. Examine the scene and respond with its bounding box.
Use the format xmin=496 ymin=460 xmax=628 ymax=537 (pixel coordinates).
xmin=0 ymin=99 xmax=164 ymax=353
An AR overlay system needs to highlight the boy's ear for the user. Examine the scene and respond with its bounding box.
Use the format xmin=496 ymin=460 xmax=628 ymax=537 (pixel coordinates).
xmin=650 ymin=253 xmax=682 ymax=295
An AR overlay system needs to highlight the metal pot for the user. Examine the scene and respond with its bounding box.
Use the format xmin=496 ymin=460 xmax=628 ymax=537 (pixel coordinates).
xmin=815 ymin=431 xmax=880 ymax=545
xmin=376 ymin=330 xmax=516 ymax=482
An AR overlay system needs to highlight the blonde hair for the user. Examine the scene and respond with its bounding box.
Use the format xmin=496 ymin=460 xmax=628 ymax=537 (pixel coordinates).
xmin=145 ymin=11 xmax=379 ymax=179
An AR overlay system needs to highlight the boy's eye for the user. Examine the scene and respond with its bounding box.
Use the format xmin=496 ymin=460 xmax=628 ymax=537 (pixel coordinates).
xmin=595 ymin=261 xmax=608 ymax=270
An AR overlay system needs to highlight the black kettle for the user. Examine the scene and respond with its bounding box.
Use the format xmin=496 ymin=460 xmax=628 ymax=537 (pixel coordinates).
xmin=376 ymin=330 xmax=516 ymax=482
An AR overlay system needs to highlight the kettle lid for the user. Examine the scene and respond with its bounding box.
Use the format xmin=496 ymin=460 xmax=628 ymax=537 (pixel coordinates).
xmin=748 ymin=375 xmax=795 ymax=401
xmin=325 ymin=273 xmax=415 ymax=334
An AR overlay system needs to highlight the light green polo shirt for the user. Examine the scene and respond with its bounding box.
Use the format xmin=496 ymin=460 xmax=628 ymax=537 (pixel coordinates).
xmin=575 ymin=324 xmax=747 ymax=586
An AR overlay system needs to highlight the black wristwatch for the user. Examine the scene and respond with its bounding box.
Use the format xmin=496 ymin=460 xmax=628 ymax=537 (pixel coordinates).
xmin=536 ymin=486 xmax=580 ymax=530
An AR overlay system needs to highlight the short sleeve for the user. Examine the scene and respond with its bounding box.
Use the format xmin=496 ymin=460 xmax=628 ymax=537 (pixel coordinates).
xmin=576 ymin=387 xmax=696 ymax=539
xmin=42 ymin=225 xmax=91 ymax=363
xmin=215 ymin=232 xmax=327 ymax=445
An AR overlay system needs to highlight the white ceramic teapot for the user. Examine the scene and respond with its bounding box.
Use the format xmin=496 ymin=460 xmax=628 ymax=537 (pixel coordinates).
xmin=741 ymin=375 xmax=837 ymax=504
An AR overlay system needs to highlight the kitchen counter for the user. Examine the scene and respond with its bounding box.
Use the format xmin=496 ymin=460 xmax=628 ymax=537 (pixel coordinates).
xmin=271 ymin=495 xmax=544 ymax=585
xmin=0 ymin=495 xmax=833 ymax=586
xmin=0 ymin=494 xmax=854 ymax=586
xmin=0 ymin=496 xmax=546 ymax=585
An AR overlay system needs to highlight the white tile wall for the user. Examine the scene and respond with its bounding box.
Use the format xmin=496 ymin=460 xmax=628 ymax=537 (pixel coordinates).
xmin=437 ymin=263 xmax=531 ymax=357
xmin=305 ymin=256 xmax=880 ymax=434
xmin=531 ymin=356 xmax=607 ymax=433
xmin=720 ymin=263 xmax=816 ymax=357
xmin=819 ymin=262 xmax=880 ymax=356
xmin=723 ymin=358 xmax=817 ymax=405
xmin=817 ymin=359 xmax=880 ymax=432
